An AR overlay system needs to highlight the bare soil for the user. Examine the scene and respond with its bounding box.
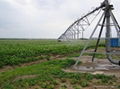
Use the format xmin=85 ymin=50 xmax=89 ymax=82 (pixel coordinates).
xmin=13 ymin=75 xmax=38 ymax=82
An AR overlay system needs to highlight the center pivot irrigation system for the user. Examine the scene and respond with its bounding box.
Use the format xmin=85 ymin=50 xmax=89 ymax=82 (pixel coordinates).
xmin=58 ymin=0 xmax=120 ymax=66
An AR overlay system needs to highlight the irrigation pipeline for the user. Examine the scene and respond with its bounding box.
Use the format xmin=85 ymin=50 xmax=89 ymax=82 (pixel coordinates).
xmin=105 ymin=0 xmax=120 ymax=66
xmin=58 ymin=2 xmax=105 ymax=40
xmin=74 ymin=0 xmax=120 ymax=66
xmin=58 ymin=0 xmax=120 ymax=66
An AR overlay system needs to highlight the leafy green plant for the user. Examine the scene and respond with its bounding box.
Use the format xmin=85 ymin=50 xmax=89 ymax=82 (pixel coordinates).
xmin=71 ymin=79 xmax=79 ymax=84
xmin=80 ymin=80 xmax=89 ymax=87
xmin=73 ymin=85 xmax=81 ymax=89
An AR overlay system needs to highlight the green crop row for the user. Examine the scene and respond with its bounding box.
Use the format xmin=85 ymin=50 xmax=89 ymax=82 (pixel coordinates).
xmin=0 ymin=39 xmax=105 ymax=67
xmin=0 ymin=40 xmax=85 ymax=67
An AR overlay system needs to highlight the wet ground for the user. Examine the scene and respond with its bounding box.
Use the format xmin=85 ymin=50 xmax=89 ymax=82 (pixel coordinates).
xmin=65 ymin=56 xmax=120 ymax=77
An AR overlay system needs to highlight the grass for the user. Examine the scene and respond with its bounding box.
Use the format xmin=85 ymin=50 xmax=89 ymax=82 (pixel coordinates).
xmin=0 ymin=59 xmax=118 ymax=89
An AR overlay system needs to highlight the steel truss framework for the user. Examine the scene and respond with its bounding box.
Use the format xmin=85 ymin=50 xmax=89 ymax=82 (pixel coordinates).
xmin=58 ymin=0 xmax=120 ymax=66
xmin=58 ymin=8 xmax=103 ymax=41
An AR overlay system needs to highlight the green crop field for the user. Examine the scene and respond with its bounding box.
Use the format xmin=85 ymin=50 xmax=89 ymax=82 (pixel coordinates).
xmin=0 ymin=39 xmax=106 ymax=68
xmin=0 ymin=39 xmax=120 ymax=89
xmin=0 ymin=39 xmax=87 ymax=67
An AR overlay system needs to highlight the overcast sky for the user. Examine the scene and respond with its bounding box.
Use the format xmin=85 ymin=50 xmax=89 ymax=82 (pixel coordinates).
xmin=0 ymin=0 xmax=120 ymax=39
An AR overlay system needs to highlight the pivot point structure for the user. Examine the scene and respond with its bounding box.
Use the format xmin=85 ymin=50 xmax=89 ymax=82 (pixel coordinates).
xmin=58 ymin=0 xmax=120 ymax=66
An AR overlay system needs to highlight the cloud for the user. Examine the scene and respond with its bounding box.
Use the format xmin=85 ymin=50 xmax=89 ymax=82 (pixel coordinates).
xmin=0 ymin=0 xmax=120 ymax=38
